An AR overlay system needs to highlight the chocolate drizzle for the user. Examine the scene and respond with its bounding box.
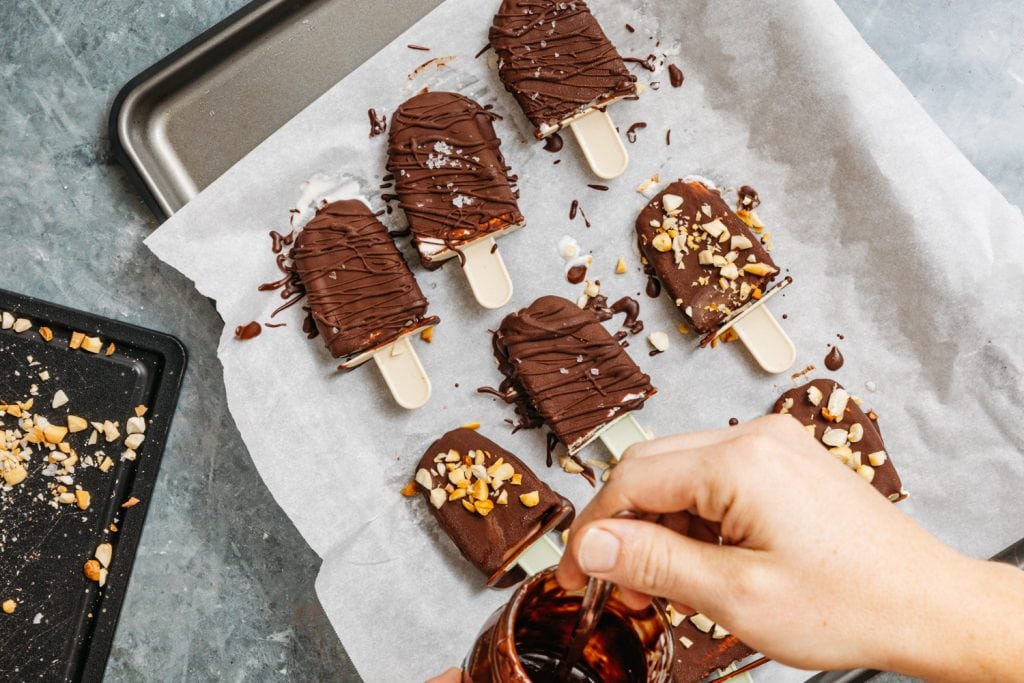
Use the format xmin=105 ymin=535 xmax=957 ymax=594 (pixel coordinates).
xmin=585 ymin=295 xmax=644 ymax=336
xmin=543 ymin=133 xmax=564 ymax=153
xmin=368 ymin=108 xmax=387 ymax=137
xmin=270 ymin=200 xmax=438 ymax=362
xmin=490 ymin=0 xmax=638 ymax=137
xmin=234 ymin=321 xmax=262 ymax=340
xmin=625 ymin=122 xmax=647 ymax=143
xmin=569 ymin=200 xmax=591 ymax=228
xmin=387 ymin=91 xmax=523 ymax=268
xmin=490 ymin=296 xmax=655 ymax=453
xmin=737 ymin=184 xmax=761 ymax=211
xmin=623 ymin=54 xmax=657 ymax=72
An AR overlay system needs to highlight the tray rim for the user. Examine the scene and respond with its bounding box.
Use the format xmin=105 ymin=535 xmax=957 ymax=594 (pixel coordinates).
xmin=0 ymin=287 xmax=188 ymax=682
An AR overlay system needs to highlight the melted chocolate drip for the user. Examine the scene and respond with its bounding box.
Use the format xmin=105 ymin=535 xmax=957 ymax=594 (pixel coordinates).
xmin=543 ymin=133 xmax=565 ymax=153
xmin=490 ymin=0 xmax=638 ymax=135
xmin=491 ymin=296 xmax=655 ymax=454
xmin=624 ymin=23 xmax=635 ymax=33
xmin=625 ymin=122 xmax=647 ymax=143
xmin=665 ymin=129 xmax=672 ymax=146
xmin=824 ymin=345 xmax=845 ymax=371
xmin=668 ymin=63 xmax=684 ymax=88
xmin=728 ymin=417 xmax=739 ymax=426
xmin=387 ymin=91 xmax=523 ymax=269
xmin=623 ymin=54 xmax=657 ymax=72
xmin=644 ymin=273 xmax=661 ymax=298
xmin=569 ymin=200 xmax=592 ymax=228
xmin=269 ymin=229 xmax=296 ymax=254
xmin=407 ymin=44 xmax=430 ymax=51
xmin=474 ymin=42 xmax=492 ymax=59
xmin=234 ymin=321 xmax=262 ymax=340
xmin=585 ymin=295 xmax=644 ymax=335
xmin=566 ymin=264 xmax=588 ymax=284
xmin=265 ymin=322 xmax=286 ymax=329
xmin=587 ymin=184 xmax=609 ymax=191
xmin=368 ymin=108 xmax=387 ymax=137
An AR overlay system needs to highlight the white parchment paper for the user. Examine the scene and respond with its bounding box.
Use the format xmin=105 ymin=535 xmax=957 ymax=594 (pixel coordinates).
xmin=146 ymin=0 xmax=1024 ymax=679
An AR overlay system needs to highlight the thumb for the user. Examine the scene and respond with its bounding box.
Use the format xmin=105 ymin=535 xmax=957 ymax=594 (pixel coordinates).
xmin=572 ymin=518 xmax=741 ymax=613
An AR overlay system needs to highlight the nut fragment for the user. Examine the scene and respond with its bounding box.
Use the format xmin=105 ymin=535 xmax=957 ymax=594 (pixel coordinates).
xmin=121 ymin=496 xmax=141 ymax=508
xmin=69 ymin=331 xmax=85 ymax=349
xmin=742 ymin=262 xmax=777 ymax=277
xmin=661 ymin=194 xmax=683 ymax=213
xmin=80 ymin=336 xmax=103 ymax=354
xmin=44 ymin=425 xmax=68 ymax=444
xmin=429 ymin=488 xmax=446 ymax=509
xmin=648 ymin=331 xmax=670 ymax=353
xmin=75 ymin=490 xmax=91 ymax=510
xmin=52 ymin=389 xmax=69 ymax=409
xmin=0 ymin=312 xmax=13 ymax=330
xmin=103 ymin=421 xmax=121 ymax=442
xmin=400 ymin=481 xmax=418 ymax=497
xmin=678 ymin=635 xmax=693 ymax=649
xmin=821 ymin=427 xmax=849 ymax=448
xmin=124 ymin=433 xmax=145 ymax=450
xmin=615 ymin=257 xmax=628 ymax=274
xmin=126 ymin=416 xmax=146 ymax=434
xmin=651 ymin=233 xmax=672 ymax=252
xmin=3 ymin=465 xmax=28 ymax=487
xmin=848 ymin=423 xmax=864 ymax=443
xmin=98 ymin=568 xmax=108 ymax=588
xmin=519 ymin=491 xmax=540 ymax=507
xmin=420 ymin=327 xmax=434 ymax=343
xmin=856 ymin=464 xmax=875 ymax=482
xmin=84 ymin=559 xmax=102 ymax=582
xmin=867 ymin=450 xmax=887 ymax=467
xmin=712 ymin=624 xmax=730 ymax=639
xmin=39 ymin=327 xmax=53 ymax=342
xmin=665 ymin=605 xmax=685 ymax=627
xmin=690 ymin=613 xmax=714 ymax=633
xmin=702 ymin=219 xmax=726 ymax=238
xmin=415 ymin=468 xmax=433 ymax=489
xmin=826 ymin=388 xmax=850 ymax=422
xmin=12 ymin=318 xmax=32 ymax=334
xmin=134 ymin=405 xmax=148 ymax=417
xmin=2 ymin=599 xmax=16 ymax=614
xmin=807 ymin=385 xmax=823 ymax=406
xmin=67 ymin=415 xmax=88 ymax=433
xmin=95 ymin=543 xmax=113 ymax=569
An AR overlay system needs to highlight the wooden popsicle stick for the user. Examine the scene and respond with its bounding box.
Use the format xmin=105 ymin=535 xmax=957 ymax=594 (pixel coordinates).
xmin=569 ymin=109 xmax=630 ymax=180
xmin=460 ymin=235 xmax=514 ymax=309
xmin=372 ymin=334 xmax=432 ymax=410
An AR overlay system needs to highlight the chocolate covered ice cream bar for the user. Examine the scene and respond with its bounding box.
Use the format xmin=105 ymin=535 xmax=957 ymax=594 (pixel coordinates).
xmin=637 ymin=180 xmax=778 ymax=334
xmin=415 ymin=428 xmax=574 ymax=588
xmin=492 ymin=295 xmax=655 ymax=455
xmin=387 ymin=91 xmax=522 ymax=308
xmin=490 ymin=0 xmax=636 ymax=178
xmin=292 ymin=199 xmax=437 ymax=408
xmin=490 ymin=0 xmax=637 ymax=137
xmin=637 ymin=179 xmax=795 ymax=373
xmin=665 ymin=606 xmax=759 ymax=683
xmin=774 ymin=380 xmax=906 ymax=501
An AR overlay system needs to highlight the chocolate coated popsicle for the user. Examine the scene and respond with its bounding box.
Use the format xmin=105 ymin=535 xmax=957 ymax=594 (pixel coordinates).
xmin=666 ymin=606 xmax=757 ymax=683
xmin=774 ymin=379 xmax=906 ymax=501
xmin=636 ymin=180 xmax=779 ymax=334
xmin=292 ymin=199 xmax=438 ymax=364
xmin=490 ymin=0 xmax=638 ymax=138
xmin=492 ymin=295 xmax=655 ymax=454
xmin=387 ymin=91 xmax=524 ymax=269
xmin=415 ymin=428 xmax=574 ymax=588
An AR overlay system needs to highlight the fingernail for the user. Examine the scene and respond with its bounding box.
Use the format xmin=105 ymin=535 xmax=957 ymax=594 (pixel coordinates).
xmin=577 ymin=527 xmax=620 ymax=573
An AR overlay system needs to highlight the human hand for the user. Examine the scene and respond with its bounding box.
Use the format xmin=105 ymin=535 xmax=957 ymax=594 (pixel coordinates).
xmin=555 ymin=415 xmax=986 ymax=677
xmin=424 ymin=667 xmax=461 ymax=683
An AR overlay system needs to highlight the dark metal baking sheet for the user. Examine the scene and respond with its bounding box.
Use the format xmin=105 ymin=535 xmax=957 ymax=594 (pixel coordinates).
xmin=110 ymin=0 xmax=443 ymax=221
xmin=0 ymin=289 xmax=186 ymax=682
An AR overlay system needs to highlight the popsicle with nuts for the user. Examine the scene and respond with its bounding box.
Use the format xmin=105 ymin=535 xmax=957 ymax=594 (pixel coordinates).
xmin=635 ymin=179 xmax=796 ymax=374
xmin=414 ymin=427 xmax=574 ymax=587
xmin=490 ymin=0 xmax=638 ymax=179
xmin=291 ymin=198 xmax=439 ymax=409
xmin=774 ymin=379 xmax=906 ymax=501
xmin=387 ymin=91 xmax=523 ymax=309
xmin=488 ymin=295 xmax=657 ymax=462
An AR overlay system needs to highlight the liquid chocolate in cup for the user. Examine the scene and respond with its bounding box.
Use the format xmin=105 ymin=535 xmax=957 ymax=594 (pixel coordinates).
xmin=463 ymin=568 xmax=673 ymax=682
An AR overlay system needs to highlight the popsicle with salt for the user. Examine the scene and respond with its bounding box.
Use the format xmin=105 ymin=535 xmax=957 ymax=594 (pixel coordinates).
xmin=490 ymin=0 xmax=638 ymax=179
xmin=387 ymin=91 xmax=523 ymax=309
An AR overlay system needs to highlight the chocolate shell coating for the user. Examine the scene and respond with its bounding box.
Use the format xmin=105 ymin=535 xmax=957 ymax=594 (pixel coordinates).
xmin=416 ymin=428 xmax=574 ymax=587
xmin=493 ymin=295 xmax=655 ymax=453
xmin=773 ymin=379 xmax=905 ymax=501
xmin=387 ymin=91 xmax=523 ymax=268
xmin=490 ymin=0 xmax=638 ymax=136
xmin=636 ymin=180 xmax=778 ymax=333
xmin=670 ymin=613 xmax=756 ymax=683
xmin=291 ymin=199 xmax=437 ymax=360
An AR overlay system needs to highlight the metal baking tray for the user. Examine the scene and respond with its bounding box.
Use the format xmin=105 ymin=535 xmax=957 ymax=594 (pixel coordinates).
xmin=0 ymin=289 xmax=186 ymax=681
xmin=111 ymin=0 xmax=443 ymax=221
xmin=109 ymin=1 xmax=1024 ymax=680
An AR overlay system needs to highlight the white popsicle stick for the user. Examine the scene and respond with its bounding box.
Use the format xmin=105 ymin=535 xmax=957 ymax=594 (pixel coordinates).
xmin=569 ymin=109 xmax=630 ymax=180
xmin=597 ymin=413 xmax=652 ymax=462
xmin=705 ymin=279 xmax=795 ymax=375
xmin=459 ymin=235 xmax=514 ymax=309
xmin=372 ymin=334 xmax=432 ymax=410
xmin=515 ymin=533 xmax=565 ymax=578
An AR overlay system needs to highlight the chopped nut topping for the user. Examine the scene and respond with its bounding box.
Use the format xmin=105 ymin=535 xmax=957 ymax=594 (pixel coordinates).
xmin=12 ymin=318 xmax=32 ymax=334
xmin=821 ymin=427 xmax=849 ymax=448
xmin=848 ymin=423 xmax=864 ymax=443
xmin=2 ymin=599 xmax=16 ymax=614
xmin=679 ymin=635 xmax=693 ymax=649
xmin=825 ymin=387 xmax=850 ymax=422
xmin=778 ymin=397 xmax=794 ymax=415
xmin=652 ymin=233 xmax=672 ymax=252
xmin=742 ymin=262 xmax=776 ymax=277
xmin=615 ymin=258 xmax=628 ymax=274
xmin=81 ymin=336 xmax=103 ymax=354
xmin=75 ymin=490 xmax=91 ymax=510
xmin=415 ymin=468 xmax=433 ymax=489
xmin=661 ymin=194 xmax=683 ymax=213
xmin=690 ymin=613 xmax=714 ymax=633
xmin=420 ymin=327 xmax=434 ymax=343
xmin=39 ymin=327 xmax=53 ymax=342
xmin=712 ymin=624 xmax=730 ymax=639
xmin=429 ymin=488 xmax=446 ymax=509
xmin=648 ymin=331 xmax=669 ymax=353
xmin=856 ymin=464 xmax=875 ymax=483
xmin=121 ymin=497 xmax=141 ymax=508
xmin=95 ymin=543 xmax=112 ymax=569
xmin=84 ymin=559 xmax=102 ymax=582
xmin=519 ymin=491 xmax=540 ymax=507
xmin=867 ymin=450 xmax=887 ymax=467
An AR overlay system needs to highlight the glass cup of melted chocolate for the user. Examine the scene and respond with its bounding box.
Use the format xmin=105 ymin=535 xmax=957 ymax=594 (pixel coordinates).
xmin=463 ymin=568 xmax=673 ymax=682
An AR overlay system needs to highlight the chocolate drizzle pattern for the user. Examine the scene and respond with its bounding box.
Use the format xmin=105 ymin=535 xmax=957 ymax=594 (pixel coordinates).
xmin=387 ymin=91 xmax=523 ymax=268
xmin=489 ymin=0 xmax=638 ymax=136
xmin=270 ymin=200 xmax=438 ymax=364
xmin=489 ymin=296 xmax=655 ymax=453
